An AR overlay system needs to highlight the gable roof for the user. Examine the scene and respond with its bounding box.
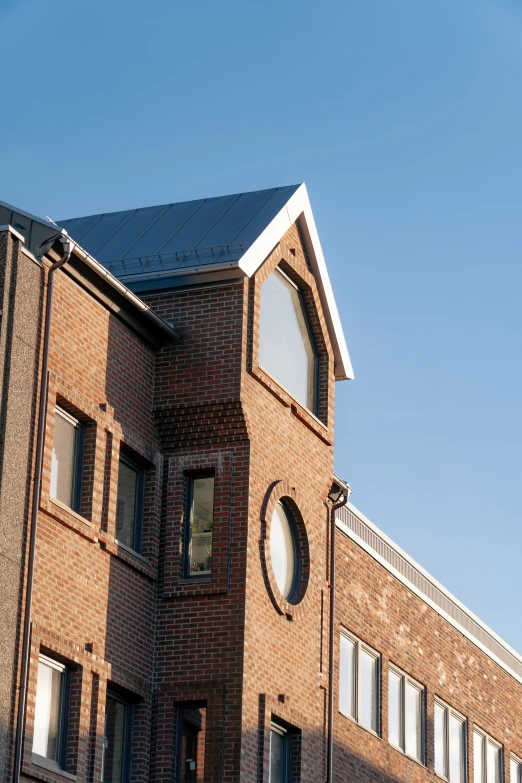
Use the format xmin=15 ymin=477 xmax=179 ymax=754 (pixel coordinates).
xmin=59 ymin=184 xmax=353 ymax=380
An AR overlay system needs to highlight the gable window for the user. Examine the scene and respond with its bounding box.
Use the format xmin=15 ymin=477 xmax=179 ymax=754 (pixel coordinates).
xmin=116 ymin=456 xmax=144 ymax=553
xmin=102 ymin=692 xmax=133 ymax=783
xmin=259 ymin=267 xmax=317 ymax=412
xmin=339 ymin=630 xmax=379 ymax=734
xmin=32 ymin=654 xmax=70 ymax=770
xmin=50 ymin=407 xmax=84 ymax=512
xmin=434 ymin=699 xmax=466 ymax=783
xmin=474 ymin=729 xmax=502 ymax=783
xmin=184 ymin=474 xmax=214 ymax=576
xmin=388 ymin=665 xmax=424 ymax=763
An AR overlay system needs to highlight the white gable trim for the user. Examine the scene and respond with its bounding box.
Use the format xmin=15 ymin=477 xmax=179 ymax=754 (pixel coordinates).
xmin=238 ymin=183 xmax=354 ymax=381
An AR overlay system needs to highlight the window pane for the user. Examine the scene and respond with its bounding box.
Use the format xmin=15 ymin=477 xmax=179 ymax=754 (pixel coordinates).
xmin=179 ymin=706 xmax=206 ymax=783
xmin=435 ymin=703 xmax=447 ymax=777
xmin=188 ymin=477 xmax=214 ymax=574
xmin=449 ymin=714 xmax=465 ymax=783
xmin=405 ymin=681 xmax=422 ymax=760
xmin=270 ymin=728 xmax=289 ymax=783
xmin=116 ymin=461 xmax=138 ymax=549
xmin=474 ymin=732 xmax=485 ymax=783
xmin=270 ymin=503 xmax=297 ymax=600
xmin=33 ymin=659 xmax=63 ymax=761
xmin=487 ymin=742 xmax=501 ymax=783
xmin=388 ymin=670 xmax=402 ymax=749
xmin=259 ymin=268 xmax=316 ymax=411
xmin=359 ymin=649 xmax=378 ymax=732
xmin=51 ymin=412 xmax=77 ymax=507
xmin=339 ymin=635 xmax=356 ymax=718
xmin=103 ymin=697 xmax=126 ymax=783
xmin=510 ymin=759 xmax=520 ymax=783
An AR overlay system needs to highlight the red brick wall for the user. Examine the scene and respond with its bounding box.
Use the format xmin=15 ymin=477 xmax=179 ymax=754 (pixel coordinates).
xmin=11 ymin=220 xmax=522 ymax=783
xmin=333 ymin=529 xmax=522 ymax=783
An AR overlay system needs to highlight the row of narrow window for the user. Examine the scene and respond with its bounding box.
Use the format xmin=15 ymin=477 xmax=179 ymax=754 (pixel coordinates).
xmin=51 ymin=406 xmax=215 ymax=574
xmin=34 ymin=654 xmax=207 ymax=782
xmin=339 ymin=629 xmax=518 ymax=783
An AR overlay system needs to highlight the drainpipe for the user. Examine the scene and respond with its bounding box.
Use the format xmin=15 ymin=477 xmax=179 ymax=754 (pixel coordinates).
xmin=12 ymin=238 xmax=73 ymax=783
xmin=326 ymin=476 xmax=351 ymax=783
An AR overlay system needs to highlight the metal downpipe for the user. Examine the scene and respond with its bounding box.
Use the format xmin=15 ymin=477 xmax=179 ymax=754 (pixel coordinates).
xmin=326 ymin=479 xmax=351 ymax=783
xmin=12 ymin=239 xmax=73 ymax=783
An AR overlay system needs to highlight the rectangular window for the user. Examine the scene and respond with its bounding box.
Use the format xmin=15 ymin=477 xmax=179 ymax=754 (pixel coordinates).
xmin=102 ymin=692 xmax=133 ymax=783
xmin=270 ymin=723 xmax=291 ymax=783
xmin=33 ymin=654 xmax=70 ymax=769
xmin=339 ymin=630 xmax=379 ymax=734
xmin=116 ymin=456 xmax=144 ymax=553
xmin=185 ymin=474 xmax=214 ymax=576
xmin=50 ymin=407 xmax=84 ymax=512
xmin=511 ymin=757 xmax=521 ymax=783
xmin=176 ymin=703 xmax=206 ymax=783
xmin=474 ymin=729 xmax=502 ymax=783
xmin=434 ymin=699 xmax=466 ymax=783
xmin=388 ymin=665 xmax=424 ymax=763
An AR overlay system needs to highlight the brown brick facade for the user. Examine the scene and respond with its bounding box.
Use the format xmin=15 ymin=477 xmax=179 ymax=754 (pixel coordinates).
xmin=1 ymin=214 xmax=521 ymax=783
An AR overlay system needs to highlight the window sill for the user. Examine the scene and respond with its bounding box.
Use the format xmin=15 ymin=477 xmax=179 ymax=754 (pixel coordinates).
xmin=97 ymin=531 xmax=156 ymax=579
xmin=338 ymin=710 xmax=381 ymax=740
xmin=42 ymin=497 xmax=98 ymax=543
xmin=31 ymin=754 xmax=77 ymax=781
xmin=388 ymin=743 xmax=426 ymax=768
xmin=114 ymin=539 xmax=150 ymax=564
xmin=251 ymin=365 xmax=332 ymax=445
xmin=50 ymin=497 xmax=92 ymax=525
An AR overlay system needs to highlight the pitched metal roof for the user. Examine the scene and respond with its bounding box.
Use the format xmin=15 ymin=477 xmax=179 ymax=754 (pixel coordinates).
xmin=58 ymin=185 xmax=300 ymax=283
xmin=0 ymin=199 xmax=63 ymax=258
xmin=59 ymin=183 xmax=354 ymax=380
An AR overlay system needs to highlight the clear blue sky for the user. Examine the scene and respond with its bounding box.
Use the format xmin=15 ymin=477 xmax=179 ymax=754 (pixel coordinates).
xmin=2 ymin=0 xmax=521 ymax=650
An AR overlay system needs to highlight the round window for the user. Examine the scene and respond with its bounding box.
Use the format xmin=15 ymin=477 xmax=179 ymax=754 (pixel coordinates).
xmin=269 ymin=502 xmax=299 ymax=601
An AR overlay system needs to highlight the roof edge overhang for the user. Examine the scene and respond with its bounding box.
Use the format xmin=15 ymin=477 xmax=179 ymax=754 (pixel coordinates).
xmin=237 ymin=183 xmax=354 ymax=381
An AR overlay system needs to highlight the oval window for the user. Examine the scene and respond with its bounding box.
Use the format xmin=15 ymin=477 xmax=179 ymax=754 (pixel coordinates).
xmin=270 ymin=502 xmax=299 ymax=600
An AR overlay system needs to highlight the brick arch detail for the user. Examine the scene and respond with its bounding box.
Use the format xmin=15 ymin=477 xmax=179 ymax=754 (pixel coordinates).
xmin=259 ymin=479 xmax=313 ymax=620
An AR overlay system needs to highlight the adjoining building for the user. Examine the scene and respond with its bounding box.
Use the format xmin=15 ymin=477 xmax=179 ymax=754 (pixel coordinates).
xmin=0 ymin=185 xmax=520 ymax=783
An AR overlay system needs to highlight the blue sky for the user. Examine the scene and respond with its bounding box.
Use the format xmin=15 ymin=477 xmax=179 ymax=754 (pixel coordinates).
xmin=1 ymin=0 xmax=521 ymax=650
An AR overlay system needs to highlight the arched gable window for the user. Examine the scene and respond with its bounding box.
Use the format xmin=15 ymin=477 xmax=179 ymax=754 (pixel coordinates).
xmin=259 ymin=267 xmax=317 ymax=412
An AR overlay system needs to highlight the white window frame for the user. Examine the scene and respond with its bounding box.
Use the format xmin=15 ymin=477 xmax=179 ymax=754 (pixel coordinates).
xmin=510 ymin=755 xmax=522 ymax=783
xmin=434 ymin=698 xmax=467 ymax=783
xmin=474 ymin=728 xmax=503 ymax=783
xmin=339 ymin=629 xmax=380 ymax=736
xmin=51 ymin=406 xmax=84 ymax=512
xmin=388 ymin=664 xmax=425 ymax=764
xmin=33 ymin=654 xmax=70 ymax=769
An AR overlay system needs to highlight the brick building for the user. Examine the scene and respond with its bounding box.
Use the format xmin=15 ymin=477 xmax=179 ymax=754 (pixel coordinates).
xmin=0 ymin=185 xmax=521 ymax=783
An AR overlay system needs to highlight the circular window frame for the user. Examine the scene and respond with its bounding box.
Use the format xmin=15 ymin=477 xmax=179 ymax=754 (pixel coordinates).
xmin=260 ymin=480 xmax=311 ymax=619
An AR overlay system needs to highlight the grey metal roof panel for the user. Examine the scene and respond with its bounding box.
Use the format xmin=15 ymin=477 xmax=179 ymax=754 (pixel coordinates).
xmin=0 ymin=199 xmax=64 ymax=257
xmin=57 ymin=185 xmax=301 ymax=285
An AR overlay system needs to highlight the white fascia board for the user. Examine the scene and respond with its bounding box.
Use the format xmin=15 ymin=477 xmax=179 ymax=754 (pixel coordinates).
xmin=238 ymin=183 xmax=354 ymax=381
xmin=0 ymin=224 xmax=26 ymax=243
xmin=340 ymin=501 xmax=522 ymax=681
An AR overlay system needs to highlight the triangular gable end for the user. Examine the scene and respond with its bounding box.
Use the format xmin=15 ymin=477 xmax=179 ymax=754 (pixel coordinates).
xmin=238 ymin=183 xmax=354 ymax=381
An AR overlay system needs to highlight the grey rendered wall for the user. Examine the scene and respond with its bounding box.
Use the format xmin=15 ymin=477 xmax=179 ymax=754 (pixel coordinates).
xmin=0 ymin=230 xmax=42 ymax=782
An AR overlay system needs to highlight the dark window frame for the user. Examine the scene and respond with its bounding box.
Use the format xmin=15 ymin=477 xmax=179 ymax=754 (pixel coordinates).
xmin=175 ymin=701 xmax=207 ymax=783
xmin=270 ymin=720 xmax=294 ymax=783
xmin=33 ymin=653 xmax=71 ymax=772
xmin=116 ymin=454 xmax=145 ymax=554
xmin=183 ymin=471 xmax=215 ymax=579
xmin=102 ymin=690 xmax=134 ymax=783
xmin=53 ymin=406 xmax=85 ymax=514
